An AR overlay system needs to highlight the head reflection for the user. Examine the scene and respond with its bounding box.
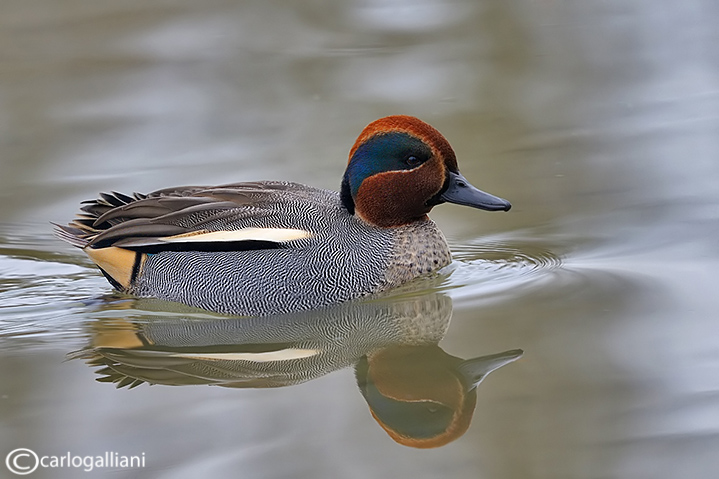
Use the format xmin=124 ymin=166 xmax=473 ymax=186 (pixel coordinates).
xmin=74 ymin=293 xmax=521 ymax=448
xmin=357 ymin=346 xmax=522 ymax=448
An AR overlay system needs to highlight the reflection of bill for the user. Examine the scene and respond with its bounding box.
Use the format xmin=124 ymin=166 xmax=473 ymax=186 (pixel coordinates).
xmin=72 ymin=293 xmax=522 ymax=448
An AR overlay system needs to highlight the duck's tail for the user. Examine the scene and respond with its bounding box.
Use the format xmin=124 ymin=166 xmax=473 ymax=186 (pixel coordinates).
xmin=53 ymin=223 xmax=91 ymax=248
xmin=53 ymin=191 xmax=141 ymax=249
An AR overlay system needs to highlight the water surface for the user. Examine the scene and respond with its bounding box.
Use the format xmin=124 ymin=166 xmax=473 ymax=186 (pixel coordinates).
xmin=2 ymin=1 xmax=719 ymax=478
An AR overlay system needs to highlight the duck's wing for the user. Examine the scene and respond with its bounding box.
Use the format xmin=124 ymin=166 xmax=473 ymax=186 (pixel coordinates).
xmin=55 ymin=181 xmax=330 ymax=252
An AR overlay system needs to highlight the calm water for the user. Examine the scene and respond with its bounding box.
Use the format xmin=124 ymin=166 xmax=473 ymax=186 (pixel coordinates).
xmin=2 ymin=1 xmax=719 ymax=478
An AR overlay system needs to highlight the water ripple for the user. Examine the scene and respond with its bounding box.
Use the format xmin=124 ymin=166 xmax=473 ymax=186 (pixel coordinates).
xmin=0 ymin=232 xmax=104 ymax=347
xmin=446 ymin=238 xmax=564 ymax=302
xmin=453 ymin=240 xmax=562 ymax=274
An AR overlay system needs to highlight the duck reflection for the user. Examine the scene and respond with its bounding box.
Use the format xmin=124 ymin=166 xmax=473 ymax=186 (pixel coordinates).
xmin=74 ymin=293 xmax=521 ymax=448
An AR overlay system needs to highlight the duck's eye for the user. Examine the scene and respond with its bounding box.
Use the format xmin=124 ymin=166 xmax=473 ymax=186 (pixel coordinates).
xmin=405 ymin=155 xmax=421 ymax=167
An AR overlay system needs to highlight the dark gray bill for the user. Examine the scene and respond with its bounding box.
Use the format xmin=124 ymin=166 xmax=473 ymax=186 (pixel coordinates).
xmin=440 ymin=171 xmax=511 ymax=212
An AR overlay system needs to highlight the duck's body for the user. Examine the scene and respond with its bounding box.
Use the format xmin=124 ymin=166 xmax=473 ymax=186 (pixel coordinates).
xmin=56 ymin=116 xmax=510 ymax=316
xmin=68 ymin=181 xmax=450 ymax=316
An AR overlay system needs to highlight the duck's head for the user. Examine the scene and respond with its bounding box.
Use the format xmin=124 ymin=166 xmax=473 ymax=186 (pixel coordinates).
xmin=341 ymin=115 xmax=511 ymax=227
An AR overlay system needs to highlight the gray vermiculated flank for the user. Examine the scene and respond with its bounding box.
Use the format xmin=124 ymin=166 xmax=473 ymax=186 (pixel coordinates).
xmin=126 ymin=182 xmax=451 ymax=316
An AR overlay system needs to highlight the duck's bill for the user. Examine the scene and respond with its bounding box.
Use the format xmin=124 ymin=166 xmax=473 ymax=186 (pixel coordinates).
xmin=440 ymin=171 xmax=511 ymax=212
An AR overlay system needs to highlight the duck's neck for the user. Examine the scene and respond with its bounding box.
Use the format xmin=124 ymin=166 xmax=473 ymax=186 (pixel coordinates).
xmin=340 ymin=174 xmax=356 ymax=215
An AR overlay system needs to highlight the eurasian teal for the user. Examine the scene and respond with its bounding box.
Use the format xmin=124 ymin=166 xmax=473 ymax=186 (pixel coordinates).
xmin=56 ymin=115 xmax=511 ymax=316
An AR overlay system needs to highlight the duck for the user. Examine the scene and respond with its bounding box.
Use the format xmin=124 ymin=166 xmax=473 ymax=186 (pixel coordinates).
xmin=55 ymin=115 xmax=511 ymax=316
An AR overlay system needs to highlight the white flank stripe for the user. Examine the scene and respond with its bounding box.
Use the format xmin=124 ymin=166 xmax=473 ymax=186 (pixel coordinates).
xmin=169 ymin=348 xmax=319 ymax=362
xmin=161 ymin=228 xmax=312 ymax=243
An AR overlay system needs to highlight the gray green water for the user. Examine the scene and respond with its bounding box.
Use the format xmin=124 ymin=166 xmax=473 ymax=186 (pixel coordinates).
xmin=2 ymin=1 xmax=719 ymax=478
